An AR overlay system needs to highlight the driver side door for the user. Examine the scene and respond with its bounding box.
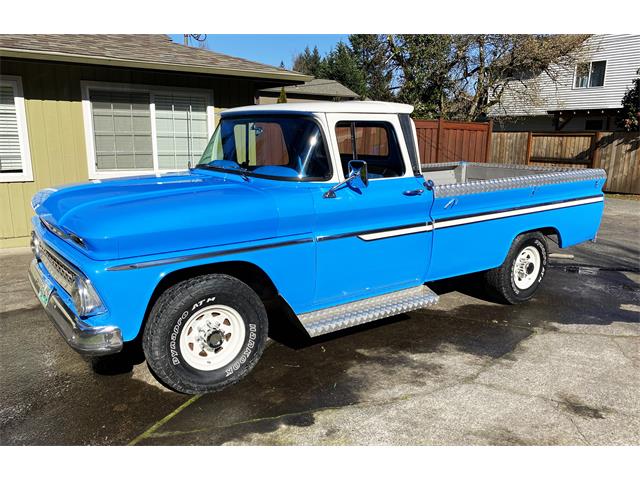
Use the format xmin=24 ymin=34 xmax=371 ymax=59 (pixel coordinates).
xmin=312 ymin=114 xmax=433 ymax=308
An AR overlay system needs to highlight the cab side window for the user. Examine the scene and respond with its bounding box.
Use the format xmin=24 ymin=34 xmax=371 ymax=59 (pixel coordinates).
xmin=335 ymin=121 xmax=405 ymax=179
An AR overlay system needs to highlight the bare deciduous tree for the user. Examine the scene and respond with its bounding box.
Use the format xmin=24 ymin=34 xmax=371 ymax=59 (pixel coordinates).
xmin=291 ymin=34 xmax=590 ymax=121
xmin=387 ymin=34 xmax=590 ymax=120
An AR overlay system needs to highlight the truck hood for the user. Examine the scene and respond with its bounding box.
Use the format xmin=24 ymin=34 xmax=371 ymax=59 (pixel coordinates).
xmin=33 ymin=171 xmax=280 ymax=260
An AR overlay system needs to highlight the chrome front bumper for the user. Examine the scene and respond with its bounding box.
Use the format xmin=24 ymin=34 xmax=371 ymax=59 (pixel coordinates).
xmin=28 ymin=259 xmax=123 ymax=356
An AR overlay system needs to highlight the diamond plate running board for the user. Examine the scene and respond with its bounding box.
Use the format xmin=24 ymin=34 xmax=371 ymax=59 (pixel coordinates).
xmin=299 ymin=285 xmax=439 ymax=337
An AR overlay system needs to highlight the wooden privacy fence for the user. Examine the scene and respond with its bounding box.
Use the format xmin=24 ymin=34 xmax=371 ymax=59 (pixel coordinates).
xmin=413 ymin=118 xmax=639 ymax=194
xmin=491 ymin=131 xmax=640 ymax=194
xmin=594 ymin=132 xmax=640 ymax=194
xmin=415 ymin=118 xmax=493 ymax=164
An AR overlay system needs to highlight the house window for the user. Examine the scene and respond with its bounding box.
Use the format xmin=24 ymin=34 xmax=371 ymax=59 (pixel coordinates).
xmin=90 ymin=91 xmax=154 ymax=171
xmin=155 ymin=93 xmax=210 ymax=170
xmin=0 ymin=76 xmax=33 ymax=182
xmin=82 ymin=82 xmax=213 ymax=178
xmin=574 ymin=61 xmax=606 ymax=88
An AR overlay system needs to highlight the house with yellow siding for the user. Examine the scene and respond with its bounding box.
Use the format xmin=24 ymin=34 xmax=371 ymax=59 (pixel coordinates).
xmin=0 ymin=34 xmax=310 ymax=248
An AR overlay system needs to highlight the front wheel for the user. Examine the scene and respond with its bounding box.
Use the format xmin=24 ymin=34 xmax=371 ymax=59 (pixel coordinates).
xmin=483 ymin=232 xmax=548 ymax=305
xmin=143 ymin=274 xmax=268 ymax=394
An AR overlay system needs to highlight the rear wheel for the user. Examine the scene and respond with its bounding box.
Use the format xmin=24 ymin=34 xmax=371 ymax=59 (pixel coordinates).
xmin=143 ymin=274 xmax=268 ymax=394
xmin=483 ymin=232 xmax=548 ymax=304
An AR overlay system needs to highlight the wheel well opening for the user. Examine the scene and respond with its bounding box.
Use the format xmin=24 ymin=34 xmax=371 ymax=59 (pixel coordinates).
xmin=139 ymin=261 xmax=300 ymax=344
xmin=537 ymin=227 xmax=562 ymax=247
xmin=513 ymin=227 xmax=562 ymax=248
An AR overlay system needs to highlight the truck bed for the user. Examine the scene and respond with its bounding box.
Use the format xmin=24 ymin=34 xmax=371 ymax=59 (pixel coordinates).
xmin=421 ymin=161 xmax=607 ymax=282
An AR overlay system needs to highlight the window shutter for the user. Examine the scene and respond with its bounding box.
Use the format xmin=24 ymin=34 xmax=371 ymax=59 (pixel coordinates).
xmin=0 ymin=85 xmax=23 ymax=173
xmin=155 ymin=93 xmax=209 ymax=170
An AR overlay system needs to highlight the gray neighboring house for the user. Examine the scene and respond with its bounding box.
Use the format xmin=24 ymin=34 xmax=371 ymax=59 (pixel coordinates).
xmin=491 ymin=34 xmax=640 ymax=132
xmin=258 ymin=78 xmax=359 ymax=104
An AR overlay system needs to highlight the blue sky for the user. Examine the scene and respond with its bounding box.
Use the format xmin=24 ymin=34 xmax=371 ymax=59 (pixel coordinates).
xmin=169 ymin=34 xmax=347 ymax=69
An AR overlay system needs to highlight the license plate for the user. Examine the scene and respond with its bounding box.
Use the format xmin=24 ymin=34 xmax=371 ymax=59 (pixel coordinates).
xmin=31 ymin=261 xmax=53 ymax=307
xmin=37 ymin=282 xmax=53 ymax=307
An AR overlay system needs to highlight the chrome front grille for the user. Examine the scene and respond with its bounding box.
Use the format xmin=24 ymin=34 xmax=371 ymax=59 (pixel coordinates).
xmin=38 ymin=241 xmax=77 ymax=294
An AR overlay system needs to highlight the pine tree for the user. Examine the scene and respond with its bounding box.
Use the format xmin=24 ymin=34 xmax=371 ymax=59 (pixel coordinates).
xmin=321 ymin=42 xmax=366 ymax=98
xmin=349 ymin=34 xmax=393 ymax=101
xmin=292 ymin=46 xmax=324 ymax=77
xmin=277 ymin=87 xmax=287 ymax=104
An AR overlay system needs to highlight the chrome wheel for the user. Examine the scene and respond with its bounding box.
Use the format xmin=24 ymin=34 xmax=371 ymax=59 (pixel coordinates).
xmin=179 ymin=305 xmax=246 ymax=371
xmin=512 ymin=245 xmax=541 ymax=290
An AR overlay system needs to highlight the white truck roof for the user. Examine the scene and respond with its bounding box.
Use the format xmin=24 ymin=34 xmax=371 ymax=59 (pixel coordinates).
xmin=222 ymin=101 xmax=414 ymax=116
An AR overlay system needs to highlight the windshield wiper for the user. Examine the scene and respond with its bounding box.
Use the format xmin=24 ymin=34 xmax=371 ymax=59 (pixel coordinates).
xmin=237 ymin=167 xmax=250 ymax=181
xmin=195 ymin=163 xmax=251 ymax=181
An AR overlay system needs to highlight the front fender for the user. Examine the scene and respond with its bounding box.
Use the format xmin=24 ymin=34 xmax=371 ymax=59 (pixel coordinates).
xmin=90 ymin=236 xmax=316 ymax=341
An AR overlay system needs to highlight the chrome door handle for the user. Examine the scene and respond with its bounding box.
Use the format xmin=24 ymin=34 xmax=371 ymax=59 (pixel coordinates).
xmin=403 ymin=189 xmax=424 ymax=196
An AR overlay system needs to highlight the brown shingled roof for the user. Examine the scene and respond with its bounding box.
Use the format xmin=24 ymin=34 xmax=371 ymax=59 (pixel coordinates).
xmin=0 ymin=34 xmax=310 ymax=82
xmin=261 ymin=78 xmax=359 ymax=99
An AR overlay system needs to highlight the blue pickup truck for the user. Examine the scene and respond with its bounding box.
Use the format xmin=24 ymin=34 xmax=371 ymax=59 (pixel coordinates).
xmin=28 ymin=102 xmax=606 ymax=394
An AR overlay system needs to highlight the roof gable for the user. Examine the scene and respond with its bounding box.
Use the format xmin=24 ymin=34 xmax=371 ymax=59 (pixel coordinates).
xmin=261 ymin=78 xmax=359 ymax=98
xmin=0 ymin=34 xmax=310 ymax=82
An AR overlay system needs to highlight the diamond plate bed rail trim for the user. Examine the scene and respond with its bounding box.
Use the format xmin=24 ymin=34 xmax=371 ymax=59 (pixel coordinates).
xmin=422 ymin=162 xmax=607 ymax=198
xmin=299 ymin=285 xmax=439 ymax=337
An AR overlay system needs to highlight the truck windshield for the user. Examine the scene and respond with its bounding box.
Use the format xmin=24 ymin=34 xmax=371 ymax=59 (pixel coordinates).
xmin=197 ymin=116 xmax=331 ymax=181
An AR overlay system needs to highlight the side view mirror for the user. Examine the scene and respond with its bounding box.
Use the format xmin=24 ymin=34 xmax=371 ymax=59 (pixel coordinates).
xmin=347 ymin=160 xmax=369 ymax=190
xmin=324 ymin=160 xmax=369 ymax=199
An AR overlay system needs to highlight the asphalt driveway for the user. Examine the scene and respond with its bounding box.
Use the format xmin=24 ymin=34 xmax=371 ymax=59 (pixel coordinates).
xmin=1 ymin=197 xmax=638 ymax=445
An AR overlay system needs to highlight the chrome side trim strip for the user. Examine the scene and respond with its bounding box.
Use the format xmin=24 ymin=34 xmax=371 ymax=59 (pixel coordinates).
xmin=358 ymin=223 xmax=433 ymax=241
xmin=434 ymin=195 xmax=603 ymax=230
xmin=106 ymin=237 xmax=313 ymax=271
xmin=317 ymin=222 xmax=428 ymax=242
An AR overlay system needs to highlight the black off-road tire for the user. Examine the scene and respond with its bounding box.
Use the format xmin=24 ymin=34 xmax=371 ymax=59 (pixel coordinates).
xmin=143 ymin=274 xmax=268 ymax=394
xmin=483 ymin=232 xmax=548 ymax=305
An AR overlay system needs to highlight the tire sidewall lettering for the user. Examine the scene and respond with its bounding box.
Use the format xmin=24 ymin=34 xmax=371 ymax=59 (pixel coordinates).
xmin=225 ymin=324 xmax=256 ymax=378
xmin=169 ymin=309 xmax=190 ymax=365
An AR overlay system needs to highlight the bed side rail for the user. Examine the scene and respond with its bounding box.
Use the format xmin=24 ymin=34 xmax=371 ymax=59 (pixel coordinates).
xmin=424 ymin=162 xmax=607 ymax=198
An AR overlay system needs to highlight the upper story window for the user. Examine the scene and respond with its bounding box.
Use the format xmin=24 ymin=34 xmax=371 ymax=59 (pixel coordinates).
xmin=335 ymin=121 xmax=405 ymax=179
xmin=574 ymin=60 xmax=607 ymax=88
xmin=0 ymin=76 xmax=33 ymax=182
xmin=82 ymin=82 xmax=213 ymax=179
